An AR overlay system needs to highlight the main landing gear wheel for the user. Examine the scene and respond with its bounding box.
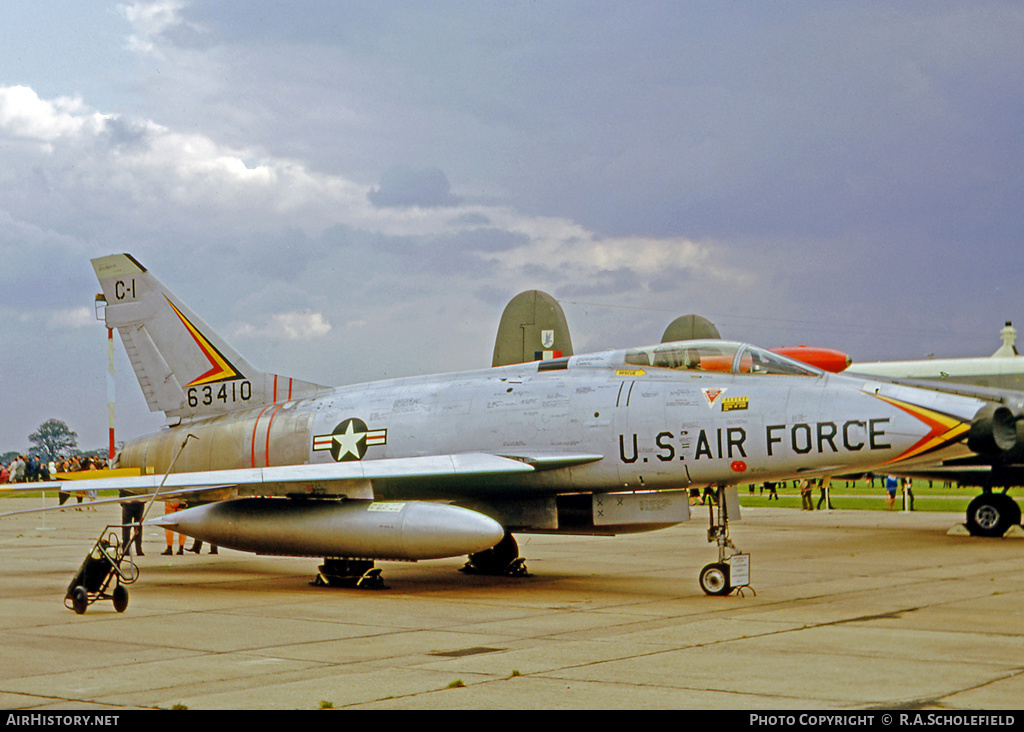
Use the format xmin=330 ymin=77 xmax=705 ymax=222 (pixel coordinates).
xmin=699 ymin=563 xmax=731 ymax=596
xmin=462 ymin=532 xmax=528 ymax=576
xmin=965 ymin=492 xmax=1022 ymax=537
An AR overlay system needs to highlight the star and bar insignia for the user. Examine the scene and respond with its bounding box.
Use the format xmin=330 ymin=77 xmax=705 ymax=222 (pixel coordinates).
xmin=313 ymin=418 xmax=387 ymax=462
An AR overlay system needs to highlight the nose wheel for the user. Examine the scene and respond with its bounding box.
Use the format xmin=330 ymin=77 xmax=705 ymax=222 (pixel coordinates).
xmin=700 ymin=486 xmax=753 ymax=596
xmin=699 ymin=562 xmax=731 ymax=596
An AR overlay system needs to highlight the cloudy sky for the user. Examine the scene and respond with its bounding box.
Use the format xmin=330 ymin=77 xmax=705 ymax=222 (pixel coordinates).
xmin=1 ymin=1 xmax=1022 ymax=453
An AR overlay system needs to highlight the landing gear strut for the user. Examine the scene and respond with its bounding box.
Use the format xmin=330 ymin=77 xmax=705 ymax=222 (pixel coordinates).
xmin=700 ymin=486 xmax=752 ymax=596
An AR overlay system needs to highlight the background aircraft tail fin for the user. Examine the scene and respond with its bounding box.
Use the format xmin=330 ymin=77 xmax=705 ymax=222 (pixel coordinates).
xmin=492 ymin=290 xmax=573 ymax=367
xmin=92 ymin=253 xmax=329 ymax=422
xmin=661 ymin=314 xmax=721 ymax=342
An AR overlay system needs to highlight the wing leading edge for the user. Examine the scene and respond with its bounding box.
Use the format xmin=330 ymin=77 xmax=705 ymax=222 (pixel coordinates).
xmin=2 ymin=452 xmax=604 ymax=507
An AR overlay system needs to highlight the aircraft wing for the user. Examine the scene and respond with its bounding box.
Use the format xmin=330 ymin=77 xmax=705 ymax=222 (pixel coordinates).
xmin=845 ymin=372 xmax=1024 ymax=415
xmin=1 ymin=452 xmax=603 ymax=507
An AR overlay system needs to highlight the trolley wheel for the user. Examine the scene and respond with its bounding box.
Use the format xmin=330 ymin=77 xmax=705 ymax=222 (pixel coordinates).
xmin=71 ymin=586 xmax=89 ymax=615
xmin=112 ymin=584 xmax=129 ymax=613
xmin=699 ymin=563 xmax=732 ymax=596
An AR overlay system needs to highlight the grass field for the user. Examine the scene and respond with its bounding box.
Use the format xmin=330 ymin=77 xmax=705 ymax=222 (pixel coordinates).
xmin=736 ymin=477 xmax=976 ymax=513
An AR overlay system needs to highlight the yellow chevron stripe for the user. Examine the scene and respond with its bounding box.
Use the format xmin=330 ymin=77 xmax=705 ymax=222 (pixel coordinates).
xmin=166 ymin=297 xmax=242 ymax=386
xmin=872 ymin=394 xmax=970 ymax=464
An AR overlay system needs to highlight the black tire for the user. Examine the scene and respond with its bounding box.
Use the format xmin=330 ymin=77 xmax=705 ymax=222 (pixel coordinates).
xmin=71 ymin=586 xmax=88 ymax=615
xmin=699 ymin=563 xmax=731 ymax=596
xmin=112 ymin=584 xmax=129 ymax=613
xmin=966 ymin=493 xmax=1019 ymax=537
xmin=467 ymin=532 xmax=519 ymax=575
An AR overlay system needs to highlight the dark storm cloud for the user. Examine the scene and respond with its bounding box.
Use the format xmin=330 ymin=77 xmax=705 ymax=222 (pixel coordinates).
xmin=98 ymin=115 xmax=153 ymax=150
xmin=368 ymin=166 xmax=459 ymax=208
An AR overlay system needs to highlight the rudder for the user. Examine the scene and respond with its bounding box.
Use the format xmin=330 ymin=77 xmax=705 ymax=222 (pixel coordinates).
xmin=492 ymin=290 xmax=573 ymax=367
xmin=92 ymin=253 xmax=328 ymax=422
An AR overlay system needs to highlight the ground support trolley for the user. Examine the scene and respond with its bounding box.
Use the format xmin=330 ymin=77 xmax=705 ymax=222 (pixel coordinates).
xmin=65 ymin=525 xmax=140 ymax=614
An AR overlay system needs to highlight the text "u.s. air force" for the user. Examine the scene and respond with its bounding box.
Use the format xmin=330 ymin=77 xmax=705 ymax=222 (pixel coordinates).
xmin=619 ymin=419 xmax=891 ymax=463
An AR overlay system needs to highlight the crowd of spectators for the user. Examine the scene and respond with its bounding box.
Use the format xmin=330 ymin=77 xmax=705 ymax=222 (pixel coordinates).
xmin=0 ymin=454 xmax=109 ymax=484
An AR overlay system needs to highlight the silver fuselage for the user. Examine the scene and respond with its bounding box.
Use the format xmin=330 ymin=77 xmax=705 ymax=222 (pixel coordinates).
xmin=117 ymin=350 xmax=983 ymax=503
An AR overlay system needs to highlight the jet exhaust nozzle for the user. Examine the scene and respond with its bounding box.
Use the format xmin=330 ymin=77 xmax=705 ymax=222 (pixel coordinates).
xmin=967 ymin=404 xmax=1018 ymax=456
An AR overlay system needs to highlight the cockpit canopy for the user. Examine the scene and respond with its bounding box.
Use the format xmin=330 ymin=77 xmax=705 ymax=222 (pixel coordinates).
xmin=622 ymin=340 xmax=822 ymax=377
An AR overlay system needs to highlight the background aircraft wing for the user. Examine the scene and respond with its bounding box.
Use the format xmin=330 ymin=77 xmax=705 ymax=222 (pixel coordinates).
xmin=845 ymin=373 xmax=1024 ymax=415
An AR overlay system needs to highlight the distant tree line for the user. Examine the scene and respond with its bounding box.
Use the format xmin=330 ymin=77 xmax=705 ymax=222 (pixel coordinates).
xmin=1 ymin=418 xmax=109 ymax=465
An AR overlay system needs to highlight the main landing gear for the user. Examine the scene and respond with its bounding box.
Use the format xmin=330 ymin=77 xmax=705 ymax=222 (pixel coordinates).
xmin=461 ymin=531 xmax=529 ymax=576
xmin=312 ymin=559 xmax=386 ymax=589
xmin=311 ymin=532 xmax=529 ymax=589
xmin=965 ymin=489 xmax=1022 ymax=538
xmin=700 ymin=486 xmax=752 ymax=597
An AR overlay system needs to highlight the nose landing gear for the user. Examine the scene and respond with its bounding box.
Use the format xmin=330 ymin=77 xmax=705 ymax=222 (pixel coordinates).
xmin=700 ymin=486 xmax=753 ymax=597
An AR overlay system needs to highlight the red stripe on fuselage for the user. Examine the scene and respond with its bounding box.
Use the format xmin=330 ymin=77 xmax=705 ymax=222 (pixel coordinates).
xmin=250 ymin=405 xmax=272 ymax=468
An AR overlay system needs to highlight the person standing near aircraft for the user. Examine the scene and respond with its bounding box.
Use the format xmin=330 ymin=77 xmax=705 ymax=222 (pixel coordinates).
xmin=800 ymin=479 xmax=814 ymax=510
xmin=188 ymin=537 xmax=218 ymax=555
xmin=162 ymin=502 xmax=185 ymax=555
xmin=817 ymin=478 xmax=834 ymax=510
xmin=902 ymin=477 xmax=915 ymax=511
xmin=121 ymin=496 xmax=144 ymax=556
xmin=885 ymin=475 xmax=899 ymax=510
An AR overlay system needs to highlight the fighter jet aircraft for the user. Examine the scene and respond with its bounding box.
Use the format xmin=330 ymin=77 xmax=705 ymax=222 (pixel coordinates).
xmin=13 ymin=254 xmax=1022 ymax=596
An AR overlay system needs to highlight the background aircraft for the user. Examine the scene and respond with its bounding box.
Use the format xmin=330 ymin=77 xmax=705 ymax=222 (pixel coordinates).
xmin=6 ymin=259 xmax=1020 ymax=599
xmin=848 ymin=322 xmax=1024 ymax=391
xmin=491 ymin=290 xmax=573 ymax=368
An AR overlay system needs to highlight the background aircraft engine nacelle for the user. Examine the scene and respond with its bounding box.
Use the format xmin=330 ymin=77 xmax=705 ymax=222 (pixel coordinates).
xmin=153 ymin=499 xmax=505 ymax=561
xmin=967 ymin=404 xmax=1019 ymax=456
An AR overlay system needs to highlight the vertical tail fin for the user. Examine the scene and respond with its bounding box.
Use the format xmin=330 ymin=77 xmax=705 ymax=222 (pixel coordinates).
xmin=492 ymin=290 xmax=573 ymax=367
xmin=92 ymin=253 xmax=329 ymax=422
